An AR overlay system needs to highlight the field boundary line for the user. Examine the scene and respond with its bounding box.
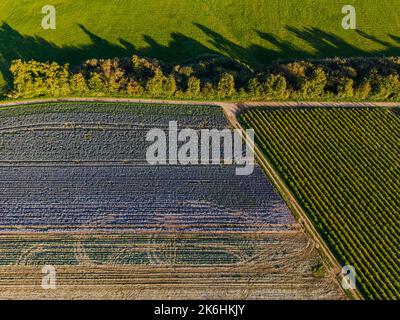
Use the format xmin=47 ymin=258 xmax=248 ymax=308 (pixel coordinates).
xmin=220 ymin=102 xmax=363 ymax=300
xmin=0 ymin=98 xmax=399 ymax=109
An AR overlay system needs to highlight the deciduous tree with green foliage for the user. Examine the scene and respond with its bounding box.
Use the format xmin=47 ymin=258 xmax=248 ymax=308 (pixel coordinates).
xmin=217 ymin=73 xmax=236 ymax=98
xmin=8 ymin=55 xmax=400 ymax=101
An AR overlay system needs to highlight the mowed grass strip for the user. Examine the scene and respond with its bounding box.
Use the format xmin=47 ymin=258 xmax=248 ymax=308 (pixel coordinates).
xmin=239 ymin=107 xmax=400 ymax=300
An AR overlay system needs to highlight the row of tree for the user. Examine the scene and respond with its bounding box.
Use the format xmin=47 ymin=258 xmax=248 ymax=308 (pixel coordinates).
xmin=8 ymin=54 xmax=400 ymax=101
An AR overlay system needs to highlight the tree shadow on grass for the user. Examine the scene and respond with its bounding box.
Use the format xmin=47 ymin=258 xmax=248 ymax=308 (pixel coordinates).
xmin=1 ymin=21 xmax=400 ymax=85
xmin=0 ymin=23 xmax=136 ymax=83
xmin=0 ymin=22 xmax=220 ymax=84
xmin=193 ymin=23 xmax=400 ymax=65
xmin=254 ymin=26 xmax=400 ymax=62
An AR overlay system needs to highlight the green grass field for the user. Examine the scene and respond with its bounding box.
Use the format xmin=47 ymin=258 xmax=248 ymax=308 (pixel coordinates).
xmin=1 ymin=0 xmax=400 ymax=81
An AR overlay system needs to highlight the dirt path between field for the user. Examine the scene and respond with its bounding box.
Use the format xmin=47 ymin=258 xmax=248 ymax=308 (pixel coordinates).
xmin=0 ymin=97 xmax=399 ymax=108
xmin=0 ymin=97 xmax=370 ymax=299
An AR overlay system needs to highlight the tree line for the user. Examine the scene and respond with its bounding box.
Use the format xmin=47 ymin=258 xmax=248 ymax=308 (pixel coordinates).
xmin=7 ymin=54 xmax=400 ymax=101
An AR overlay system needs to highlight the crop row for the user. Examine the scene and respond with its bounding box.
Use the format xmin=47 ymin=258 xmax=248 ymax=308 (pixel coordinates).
xmin=0 ymin=103 xmax=229 ymax=161
xmin=0 ymin=165 xmax=294 ymax=232
xmin=0 ymin=103 xmax=228 ymax=129
xmin=239 ymin=107 xmax=400 ymax=300
xmin=0 ymin=232 xmax=344 ymax=300
xmin=0 ymin=232 xmax=307 ymax=266
xmin=0 ymin=127 xmax=241 ymax=162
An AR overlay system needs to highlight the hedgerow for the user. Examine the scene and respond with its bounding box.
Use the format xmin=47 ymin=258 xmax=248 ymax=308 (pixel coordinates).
xmin=7 ymin=55 xmax=400 ymax=101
